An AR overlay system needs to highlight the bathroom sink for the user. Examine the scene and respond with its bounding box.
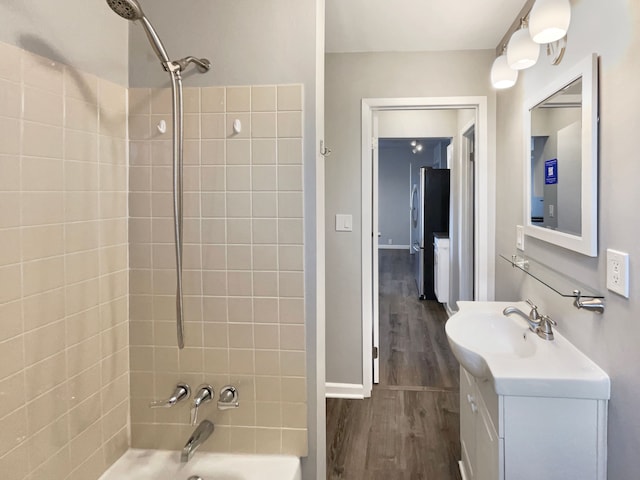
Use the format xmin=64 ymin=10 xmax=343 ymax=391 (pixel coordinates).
xmin=446 ymin=301 xmax=610 ymax=399
xmin=445 ymin=308 xmax=536 ymax=379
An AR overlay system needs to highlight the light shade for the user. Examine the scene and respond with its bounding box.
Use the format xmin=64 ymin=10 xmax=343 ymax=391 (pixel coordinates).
xmin=507 ymin=27 xmax=540 ymax=70
xmin=529 ymin=0 xmax=571 ymax=44
xmin=491 ymin=55 xmax=518 ymax=89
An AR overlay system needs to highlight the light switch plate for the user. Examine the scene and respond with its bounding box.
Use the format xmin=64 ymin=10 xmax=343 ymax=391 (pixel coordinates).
xmin=516 ymin=225 xmax=525 ymax=250
xmin=607 ymin=249 xmax=629 ymax=298
xmin=335 ymin=214 xmax=353 ymax=232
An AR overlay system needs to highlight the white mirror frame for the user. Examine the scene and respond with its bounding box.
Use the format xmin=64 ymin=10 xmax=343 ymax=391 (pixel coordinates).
xmin=523 ymin=53 xmax=599 ymax=257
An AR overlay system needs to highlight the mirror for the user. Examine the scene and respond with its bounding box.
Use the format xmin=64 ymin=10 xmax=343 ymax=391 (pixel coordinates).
xmin=524 ymin=54 xmax=598 ymax=257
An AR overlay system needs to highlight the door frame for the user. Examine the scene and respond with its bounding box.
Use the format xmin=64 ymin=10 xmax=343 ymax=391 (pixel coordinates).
xmin=460 ymin=121 xmax=477 ymax=302
xmin=361 ymin=96 xmax=495 ymax=397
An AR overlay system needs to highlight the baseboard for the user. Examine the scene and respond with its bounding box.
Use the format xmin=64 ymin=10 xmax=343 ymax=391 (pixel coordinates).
xmin=444 ymin=302 xmax=457 ymax=318
xmin=325 ymin=382 xmax=366 ymax=399
xmin=378 ymin=244 xmax=410 ymax=250
xmin=458 ymin=461 xmax=468 ymax=480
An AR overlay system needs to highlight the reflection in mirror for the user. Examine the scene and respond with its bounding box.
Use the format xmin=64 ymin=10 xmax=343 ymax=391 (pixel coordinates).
xmin=530 ymin=78 xmax=582 ymax=236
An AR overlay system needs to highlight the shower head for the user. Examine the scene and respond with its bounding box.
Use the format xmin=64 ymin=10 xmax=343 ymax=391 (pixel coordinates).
xmin=106 ymin=0 xmax=143 ymax=21
xmin=106 ymin=0 xmax=170 ymax=65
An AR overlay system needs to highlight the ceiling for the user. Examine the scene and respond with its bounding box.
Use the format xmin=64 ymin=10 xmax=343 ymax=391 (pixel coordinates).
xmin=326 ymin=0 xmax=528 ymax=53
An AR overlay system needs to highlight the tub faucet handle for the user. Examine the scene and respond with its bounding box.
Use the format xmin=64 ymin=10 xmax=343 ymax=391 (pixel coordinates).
xmin=149 ymin=383 xmax=191 ymax=409
xmin=190 ymin=385 xmax=214 ymax=425
xmin=217 ymin=385 xmax=239 ymax=410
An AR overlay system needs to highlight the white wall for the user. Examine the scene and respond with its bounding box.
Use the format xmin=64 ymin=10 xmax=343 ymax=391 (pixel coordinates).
xmin=325 ymin=50 xmax=496 ymax=385
xmin=495 ymin=1 xmax=640 ymax=478
xmin=378 ymin=109 xmax=458 ymax=137
xmin=0 ymin=0 xmax=129 ymax=85
xmin=378 ymin=149 xmax=412 ymax=247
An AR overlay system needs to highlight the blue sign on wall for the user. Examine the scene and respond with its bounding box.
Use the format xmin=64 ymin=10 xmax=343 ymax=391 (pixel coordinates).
xmin=545 ymin=158 xmax=558 ymax=185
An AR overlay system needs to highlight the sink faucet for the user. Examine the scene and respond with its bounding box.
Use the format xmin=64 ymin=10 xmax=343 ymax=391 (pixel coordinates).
xmin=503 ymin=299 xmax=557 ymax=341
xmin=503 ymin=299 xmax=541 ymax=332
xmin=181 ymin=420 xmax=214 ymax=463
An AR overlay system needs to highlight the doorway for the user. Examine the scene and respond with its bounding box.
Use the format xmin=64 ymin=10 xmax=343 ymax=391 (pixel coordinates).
xmin=361 ymin=97 xmax=494 ymax=393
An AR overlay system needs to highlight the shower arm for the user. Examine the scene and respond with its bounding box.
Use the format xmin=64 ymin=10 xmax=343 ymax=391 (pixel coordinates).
xmin=164 ymin=57 xmax=211 ymax=75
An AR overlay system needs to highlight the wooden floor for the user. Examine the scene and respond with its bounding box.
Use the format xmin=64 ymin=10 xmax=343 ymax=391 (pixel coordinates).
xmin=327 ymin=250 xmax=462 ymax=480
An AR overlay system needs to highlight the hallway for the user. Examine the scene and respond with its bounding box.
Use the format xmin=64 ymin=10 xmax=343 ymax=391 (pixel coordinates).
xmin=326 ymin=250 xmax=462 ymax=479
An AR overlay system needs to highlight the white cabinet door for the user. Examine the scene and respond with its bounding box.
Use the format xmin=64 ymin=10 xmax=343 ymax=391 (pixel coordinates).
xmin=460 ymin=369 xmax=500 ymax=480
xmin=460 ymin=369 xmax=476 ymax=480
xmin=474 ymin=394 xmax=499 ymax=480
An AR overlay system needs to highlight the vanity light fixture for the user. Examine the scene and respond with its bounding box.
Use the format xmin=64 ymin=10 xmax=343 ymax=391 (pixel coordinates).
xmin=529 ymin=0 xmax=571 ymax=44
xmin=492 ymin=0 xmax=571 ymax=89
xmin=507 ymin=18 xmax=540 ymax=70
xmin=491 ymin=45 xmax=518 ymax=89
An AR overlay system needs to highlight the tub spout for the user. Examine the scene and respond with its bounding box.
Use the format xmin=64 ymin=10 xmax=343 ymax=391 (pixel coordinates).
xmin=181 ymin=420 xmax=214 ymax=463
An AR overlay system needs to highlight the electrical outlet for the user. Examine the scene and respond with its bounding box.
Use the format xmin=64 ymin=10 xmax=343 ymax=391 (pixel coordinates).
xmin=607 ymin=249 xmax=629 ymax=298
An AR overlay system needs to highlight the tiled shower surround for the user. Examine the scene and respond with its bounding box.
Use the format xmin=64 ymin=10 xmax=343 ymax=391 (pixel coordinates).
xmin=0 ymin=42 xmax=129 ymax=479
xmin=0 ymin=37 xmax=307 ymax=480
xmin=127 ymin=85 xmax=307 ymax=455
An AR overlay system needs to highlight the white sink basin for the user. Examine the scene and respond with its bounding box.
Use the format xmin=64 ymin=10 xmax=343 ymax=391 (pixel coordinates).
xmin=446 ymin=301 xmax=610 ymax=399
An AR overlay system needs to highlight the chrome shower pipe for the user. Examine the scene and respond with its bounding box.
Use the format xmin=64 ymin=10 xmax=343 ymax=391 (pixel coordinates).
xmin=167 ymin=63 xmax=185 ymax=349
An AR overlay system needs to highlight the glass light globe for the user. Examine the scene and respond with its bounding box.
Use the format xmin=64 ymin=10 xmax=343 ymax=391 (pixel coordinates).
xmin=529 ymin=0 xmax=571 ymax=44
xmin=507 ymin=27 xmax=540 ymax=70
xmin=491 ymin=55 xmax=518 ymax=89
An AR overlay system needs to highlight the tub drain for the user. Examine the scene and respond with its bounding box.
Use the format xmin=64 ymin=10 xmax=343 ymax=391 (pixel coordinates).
xmin=187 ymin=477 xmax=203 ymax=480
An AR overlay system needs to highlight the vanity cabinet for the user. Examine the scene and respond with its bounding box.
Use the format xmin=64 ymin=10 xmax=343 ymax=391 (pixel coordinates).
xmin=459 ymin=367 xmax=608 ymax=480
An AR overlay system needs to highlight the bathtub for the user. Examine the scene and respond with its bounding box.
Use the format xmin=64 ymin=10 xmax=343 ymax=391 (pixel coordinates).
xmin=99 ymin=449 xmax=302 ymax=480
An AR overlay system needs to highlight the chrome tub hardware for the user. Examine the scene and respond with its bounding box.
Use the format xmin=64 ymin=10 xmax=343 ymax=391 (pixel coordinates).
xmin=190 ymin=385 xmax=214 ymax=425
xmin=573 ymin=290 xmax=605 ymax=314
xmin=217 ymin=385 xmax=239 ymax=410
xmin=149 ymin=383 xmax=190 ymax=408
xmin=181 ymin=420 xmax=215 ymax=463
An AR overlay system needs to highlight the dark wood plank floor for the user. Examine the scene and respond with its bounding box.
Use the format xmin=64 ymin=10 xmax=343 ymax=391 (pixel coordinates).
xmin=327 ymin=250 xmax=461 ymax=480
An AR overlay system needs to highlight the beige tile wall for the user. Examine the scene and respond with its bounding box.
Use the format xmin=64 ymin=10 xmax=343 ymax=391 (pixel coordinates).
xmin=0 ymin=41 xmax=129 ymax=480
xmin=128 ymin=84 xmax=307 ymax=456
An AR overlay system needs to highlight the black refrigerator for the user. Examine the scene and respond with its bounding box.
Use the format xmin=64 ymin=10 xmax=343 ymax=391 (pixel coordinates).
xmin=411 ymin=167 xmax=450 ymax=300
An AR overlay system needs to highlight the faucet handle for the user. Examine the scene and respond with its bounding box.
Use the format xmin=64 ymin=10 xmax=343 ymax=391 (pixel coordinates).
xmin=217 ymin=385 xmax=239 ymax=410
xmin=190 ymin=385 xmax=214 ymax=425
xmin=541 ymin=314 xmax=557 ymax=326
xmin=149 ymin=383 xmax=191 ymax=409
xmin=536 ymin=314 xmax=557 ymax=340
xmin=525 ymin=299 xmax=540 ymax=319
